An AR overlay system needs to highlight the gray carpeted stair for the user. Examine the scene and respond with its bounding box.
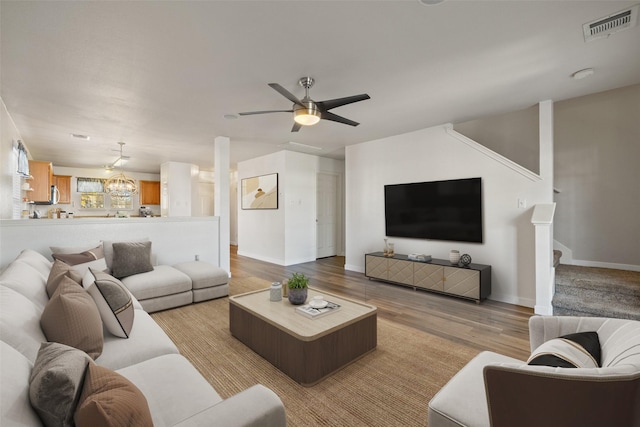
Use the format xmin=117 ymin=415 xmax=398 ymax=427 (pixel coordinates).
xmin=553 ymin=264 xmax=640 ymax=320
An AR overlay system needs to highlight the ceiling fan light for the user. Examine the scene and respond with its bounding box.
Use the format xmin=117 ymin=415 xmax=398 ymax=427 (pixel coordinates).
xmin=294 ymin=105 xmax=321 ymax=126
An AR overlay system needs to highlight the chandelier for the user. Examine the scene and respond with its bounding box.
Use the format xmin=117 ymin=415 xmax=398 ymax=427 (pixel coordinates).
xmin=104 ymin=142 xmax=138 ymax=197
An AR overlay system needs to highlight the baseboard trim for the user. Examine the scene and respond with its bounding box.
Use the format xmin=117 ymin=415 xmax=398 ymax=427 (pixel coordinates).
xmin=344 ymin=264 xmax=365 ymax=274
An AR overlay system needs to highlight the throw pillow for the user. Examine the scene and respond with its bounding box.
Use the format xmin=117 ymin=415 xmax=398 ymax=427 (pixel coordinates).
xmin=52 ymin=245 xmax=104 ymax=266
xmin=40 ymin=276 xmax=104 ymax=360
xmin=29 ymin=342 xmax=92 ymax=427
xmin=52 ymin=245 xmax=108 ymax=275
xmin=50 ymin=243 xmax=102 ymax=255
xmin=527 ymin=331 xmax=601 ymax=368
xmin=74 ymin=364 xmax=153 ymax=427
xmin=83 ymin=269 xmax=135 ymax=338
xmin=111 ymin=241 xmax=153 ymax=279
xmin=46 ymin=260 xmax=83 ymax=298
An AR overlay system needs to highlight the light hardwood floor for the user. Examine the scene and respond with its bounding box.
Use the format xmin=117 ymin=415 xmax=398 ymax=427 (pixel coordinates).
xmin=230 ymin=246 xmax=535 ymax=360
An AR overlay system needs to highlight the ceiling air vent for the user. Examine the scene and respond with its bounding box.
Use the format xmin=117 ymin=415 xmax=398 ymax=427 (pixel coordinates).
xmin=583 ymin=5 xmax=639 ymax=42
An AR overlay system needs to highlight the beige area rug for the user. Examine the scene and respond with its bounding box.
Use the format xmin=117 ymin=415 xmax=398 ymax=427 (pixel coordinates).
xmin=151 ymin=277 xmax=479 ymax=426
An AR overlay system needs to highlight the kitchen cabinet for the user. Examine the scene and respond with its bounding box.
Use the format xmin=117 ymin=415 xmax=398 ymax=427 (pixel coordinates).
xmin=365 ymin=252 xmax=491 ymax=302
xmin=28 ymin=160 xmax=53 ymax=203
xmin=53 ymin=175 xmax=71 ymax=204
xmin=139 ymin=180 xmax=161 ymax=205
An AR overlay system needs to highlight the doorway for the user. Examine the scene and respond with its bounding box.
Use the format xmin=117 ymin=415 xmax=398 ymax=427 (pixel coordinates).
xmin=316 ymin=173 xmax=339 ymax=259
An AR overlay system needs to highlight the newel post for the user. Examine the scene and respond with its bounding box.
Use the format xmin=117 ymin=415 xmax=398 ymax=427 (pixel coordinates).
xmin=531 ymin=203 xmax=556 ymax=315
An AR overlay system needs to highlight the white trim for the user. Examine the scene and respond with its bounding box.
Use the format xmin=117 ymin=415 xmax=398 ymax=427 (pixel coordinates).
xmin=445 ymin=124 xmax=542 ymax=182
xmin=344 ymin=264 xmax=365 ymax=274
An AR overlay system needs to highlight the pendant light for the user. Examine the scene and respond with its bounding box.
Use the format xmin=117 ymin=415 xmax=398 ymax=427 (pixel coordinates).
xmin=104 ymin=142 xmax=138 ymax=197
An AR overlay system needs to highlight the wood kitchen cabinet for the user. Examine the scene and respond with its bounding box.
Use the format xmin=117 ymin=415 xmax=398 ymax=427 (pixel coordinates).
xmin=139 ymin=180 xmax=161 ymax=205
xmin=27 ymin=160 xmax=53 ymax=202
xmin=53 ymin=175 xmax=71 ymax=204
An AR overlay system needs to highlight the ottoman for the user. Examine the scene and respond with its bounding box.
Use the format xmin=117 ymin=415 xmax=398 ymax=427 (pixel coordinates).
xmin=121 ymin=265 xmax=193 ymax=313
xmin=173 ymin=261 xmax=229 ymax=303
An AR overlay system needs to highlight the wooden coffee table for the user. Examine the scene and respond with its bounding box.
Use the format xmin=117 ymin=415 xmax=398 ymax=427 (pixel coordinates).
xmin=229 ymin=287 xmax=377 ymax=386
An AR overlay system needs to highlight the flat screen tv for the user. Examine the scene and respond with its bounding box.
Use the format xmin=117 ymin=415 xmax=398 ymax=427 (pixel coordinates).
xmin=384 ymin=177 xmax=483 ymax=243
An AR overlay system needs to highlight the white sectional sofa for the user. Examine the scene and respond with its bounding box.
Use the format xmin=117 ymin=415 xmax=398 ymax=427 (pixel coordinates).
xmin=50 ymin=239 xmax=230 ymax=313
xmin=0 ymin=249 xmax=286 ymax=426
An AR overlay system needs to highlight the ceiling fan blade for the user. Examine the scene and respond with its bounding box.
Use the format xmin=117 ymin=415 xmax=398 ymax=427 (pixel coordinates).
xmin=291 ymin=122 xmax=302 ymax=132
xmin=238 ymin=109 xmax=293 ymax=116
xmin=316 ymin=94 xmax=370 ymax=111
xmin=321 ymin=111 xmax=360 ymax=127
xmin=268 ymin=83 xmax=305 ymax=107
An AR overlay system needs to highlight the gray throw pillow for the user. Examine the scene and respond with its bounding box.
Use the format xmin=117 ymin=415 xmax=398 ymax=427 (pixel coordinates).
xmin=29 ymin=342 xmax=92 ymax=427
xmin=111 ymin=241 xmax=153 ymax=279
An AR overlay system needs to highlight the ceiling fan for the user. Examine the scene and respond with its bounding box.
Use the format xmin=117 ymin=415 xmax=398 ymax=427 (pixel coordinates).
xmin=239 ymin=77 xmax=370 ymax=132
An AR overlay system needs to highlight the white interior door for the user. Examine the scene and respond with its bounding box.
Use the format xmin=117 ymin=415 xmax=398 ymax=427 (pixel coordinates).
xmin=317 ymin=173 xmax=338 ymax=258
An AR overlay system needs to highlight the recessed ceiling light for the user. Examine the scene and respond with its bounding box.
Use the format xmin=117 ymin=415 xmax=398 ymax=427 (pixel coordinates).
xmin=572 ymin=68 xmax=595 ymax=80
xmin=70 ymin=133 xmax=90 ymax=141
xmin=224 ymin=114 xmax=239 ymax=120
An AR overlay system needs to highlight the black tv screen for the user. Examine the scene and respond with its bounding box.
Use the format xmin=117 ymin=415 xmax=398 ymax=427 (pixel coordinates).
xmin=384 ymin=177 xmax=483 ymax=243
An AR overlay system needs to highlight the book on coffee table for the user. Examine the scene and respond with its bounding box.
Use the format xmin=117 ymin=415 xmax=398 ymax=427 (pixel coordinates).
xmin=296 ymin=301 xmax=341 ymax=319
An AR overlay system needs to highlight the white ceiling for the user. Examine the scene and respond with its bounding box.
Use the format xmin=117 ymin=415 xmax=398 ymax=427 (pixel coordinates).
xmin=2 ymin=1 xmax=639 ymax=173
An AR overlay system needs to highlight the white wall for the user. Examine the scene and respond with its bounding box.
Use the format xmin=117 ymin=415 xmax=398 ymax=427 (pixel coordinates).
xmin=237 ymin=150 xmax=345 ymax=266
xmin=345 ymin=123 xmax=552 ymax=307
xmin=1 ymin=99 xmax=23 ymax=219
xmin=160 ymin=161 xmax=198 ymax=217
xmin=283 ymin=151 xmax=317 ymax=265
xmin=0 ymin=216 xmax=220 ymax=268
xmin=454 ymin=104 xmax=539 ymax=174
xmin=554 ymin=84 xmax=640 ymax=270
xmin=237 ymin=151 xmax=286 ymax=264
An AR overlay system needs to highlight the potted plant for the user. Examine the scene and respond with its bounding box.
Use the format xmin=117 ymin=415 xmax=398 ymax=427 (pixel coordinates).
xmin=287 ymin=272 xmax=309 ymax=305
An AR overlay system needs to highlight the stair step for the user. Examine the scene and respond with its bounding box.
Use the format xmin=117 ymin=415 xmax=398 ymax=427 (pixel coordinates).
xmin=552 ymin=293 xmax=640 ymax=320
xmin=555 ymin=264 xmax=640 ymax=297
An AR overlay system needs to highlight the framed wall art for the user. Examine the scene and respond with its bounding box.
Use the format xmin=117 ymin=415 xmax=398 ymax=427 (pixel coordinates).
xmin=241 ymin=173 xmax=278 ymax=209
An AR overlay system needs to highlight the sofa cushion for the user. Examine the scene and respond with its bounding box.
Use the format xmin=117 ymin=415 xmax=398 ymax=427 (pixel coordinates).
xmin=528 ymin=332 xmax=601 ymax=368
xmin=41 ymin=277 xmax=104 ymax=359
xmin=111 ymin=241 xmax=154 ymax=279
xmin=15 ymin=249 xmax=53 ymax=280
xmin=0 ymin=258 xmax=50 ymax=309
xmin=120 ymin=265 xmax=192 ymax=301
xmin=29 ymin=342 xmax=92 ymax=427
xmin=173 ymin=261 xmax=229 ymax=289
xmin=117 ymin=354 xmax=222 ymax=427
xmin=0 ymin=286 xmax=48 ymax=362
xmin=1 ymin=341 xmax=42 ymax=426
xmin=428 ymin=351 xmax=521 ymax=427
xmin=97 ymin=309 xmax=180 ymax=371
xmin=83 ymin=269 xmax=134 ymax=338
xmin=46 ymin=260 xmax=83 ymax=298
xmin=75 ymin=364 xmax=153 ymax=427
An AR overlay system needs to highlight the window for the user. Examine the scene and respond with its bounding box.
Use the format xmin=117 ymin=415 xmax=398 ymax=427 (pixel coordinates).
xmin=77 ymin=178 xmax=105 ymax=193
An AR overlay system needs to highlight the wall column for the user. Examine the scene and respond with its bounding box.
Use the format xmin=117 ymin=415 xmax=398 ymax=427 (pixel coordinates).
xmin=214 ymin=136 xmax=230 ymax=274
